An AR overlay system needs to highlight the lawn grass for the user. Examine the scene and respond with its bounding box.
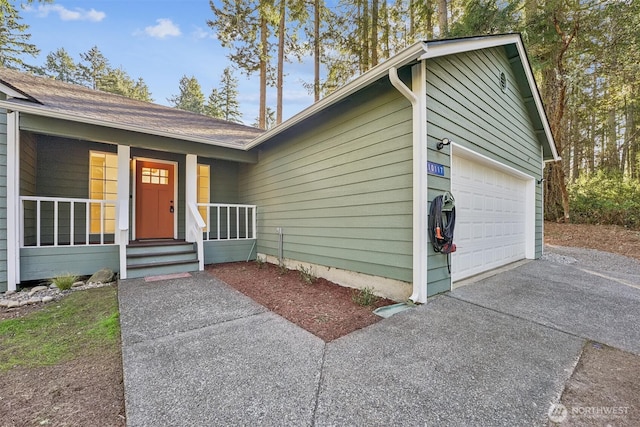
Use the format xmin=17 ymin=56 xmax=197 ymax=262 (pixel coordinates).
xmin=0 ymin=285 xmax=120 ymax=371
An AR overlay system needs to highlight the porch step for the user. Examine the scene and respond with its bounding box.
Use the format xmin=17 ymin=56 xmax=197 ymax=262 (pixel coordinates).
xmin=126 ymin=241 xmax=200 ymax=279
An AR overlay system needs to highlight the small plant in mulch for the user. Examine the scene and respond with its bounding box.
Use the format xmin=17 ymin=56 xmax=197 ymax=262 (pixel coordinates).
xmin=255 ymin=258 xmax=266 ymax=269
xmin=352 ymin=286 xmax=379 ymax=306
xmin=51 ymin=273 xmax=79 ymax=291
xmin=277 ymin=260 xmax=289 ymax=275
xmin=298 ymin=265 xmax=316 ymax=285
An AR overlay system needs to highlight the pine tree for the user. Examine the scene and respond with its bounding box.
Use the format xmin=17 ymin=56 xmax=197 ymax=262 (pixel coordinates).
xmin=98 ymin=67 xmax=153 ymax=102
xmin=0 ymin=0 xmax=40 ymax=70
xmin=219 ymin=67 xmax=242 ymax=122
xmin=168 ymin=75 xmax=206 ymax=114
xmin=205 ymin=67 xmax=242 ymax=122
xmin=44 ymin=48 xmax=80 ymax=83
xmin=208 ymin=0 xmax=274 ymax=128
xmin=78 ymin=46 xmax=110 ymax=89
xmin=205 ymin=88 xmax=224 ymax=119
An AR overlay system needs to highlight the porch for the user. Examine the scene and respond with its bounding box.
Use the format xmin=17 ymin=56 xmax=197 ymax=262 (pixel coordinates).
xmin=19 ymin=196 xmax=257 ymax=281
xmin=10 ymin=129 xmax=258 ymax=289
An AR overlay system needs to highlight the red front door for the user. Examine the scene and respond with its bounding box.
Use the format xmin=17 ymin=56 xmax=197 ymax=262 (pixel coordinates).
xmin=135 ymin=160 xmax=175 ymax=239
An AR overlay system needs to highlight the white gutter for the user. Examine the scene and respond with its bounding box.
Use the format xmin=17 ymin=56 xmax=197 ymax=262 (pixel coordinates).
xmin=246 ymin=42 xmax=429 ymax=150
xmin=0 ymin=100 xmax=250 ymax=151
xmin=389 ymin=61 xmax=429 ymax=304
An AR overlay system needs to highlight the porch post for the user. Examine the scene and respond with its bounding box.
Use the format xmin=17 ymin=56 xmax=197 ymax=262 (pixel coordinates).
xmin=185 ymin=154 xmax=197 ymax=241
xmin=6 ymin=111 xmax=20 ymax=291
xmin=117 ymin=145 xmax=130 ymax=279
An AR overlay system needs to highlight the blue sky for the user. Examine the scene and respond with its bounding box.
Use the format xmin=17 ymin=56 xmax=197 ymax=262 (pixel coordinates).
xmin=20 ymin=0 xmax=318 ymax=125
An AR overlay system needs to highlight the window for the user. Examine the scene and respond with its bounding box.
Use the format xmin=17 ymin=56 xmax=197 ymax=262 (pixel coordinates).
xmin=197 ymin=164 xmax=210 ymax=231
xmin=141 ymin=167 xmax=169 ymax=185
xmin=89 ymin=151 xmax=117 ymax=233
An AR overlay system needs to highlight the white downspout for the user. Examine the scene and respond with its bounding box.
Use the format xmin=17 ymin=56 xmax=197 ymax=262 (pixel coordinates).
xmin=389 ymin=61 xmax=429 ymax=303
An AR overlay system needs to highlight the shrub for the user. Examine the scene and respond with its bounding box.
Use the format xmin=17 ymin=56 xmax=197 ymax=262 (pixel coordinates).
xmin=352 ymin=287 xmax=379 ymax=306
xmin=51 ymin=273 xmax=79 ymax=291
xmin=298 ymin=265 xmax=316 ymax=285
xmin=569 ymin=171 xmax=640 ymax=229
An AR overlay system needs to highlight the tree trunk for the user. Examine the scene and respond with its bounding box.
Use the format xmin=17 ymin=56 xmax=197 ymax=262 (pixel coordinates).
xmin=276 ymin=0 xmax=285 ymax=125
xmin=314 ymin=0 xmax=320 ymax=102
xmin=370 ymin=0 xmax=378 ymax=66
xmin=259 ymin=15 xmax=268 ymax=129
xmin=361 ymin=0 xmax=370 ymax=72
xmin=437 ymin=0 xmax=448 ymax=37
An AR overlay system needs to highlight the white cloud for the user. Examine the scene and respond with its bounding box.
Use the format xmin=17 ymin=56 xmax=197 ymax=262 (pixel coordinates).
xmin=29 ymin=4 xmax=106 ymax=22
xmin=191 ymin=26 xmax=215 ymax=40
xmin=143 ymin=18 xmax=181 ymax=39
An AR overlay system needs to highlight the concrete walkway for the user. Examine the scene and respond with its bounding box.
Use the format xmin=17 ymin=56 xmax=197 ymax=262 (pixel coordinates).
xmin=119 ymin=249 xmax=640 ymax=426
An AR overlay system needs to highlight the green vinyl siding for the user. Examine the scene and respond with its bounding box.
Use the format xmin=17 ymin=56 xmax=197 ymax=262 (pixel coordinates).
xmin=196 ymin=158 xmax=240 ymax=203
xmin=426 ymin=46 xmax=545 ymax=292
xmin=26 ymin=136 xmax=116 ymax=245
xmin=203 ymin=240 xmax=256 ymax=264
xmin=0 ymin=103 xmax=7 ymax=292
xmin=20 ymin=246 xmax=119 ymax=281
xmin=240 ymin=77 xmax=414 ymax=283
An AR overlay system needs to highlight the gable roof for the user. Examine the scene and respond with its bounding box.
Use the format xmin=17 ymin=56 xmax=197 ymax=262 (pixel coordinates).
xmin=0 ymin=34 xmax=557 ymax=160
xmin=0 ymin=68 xmax=263 ymax=149
xmin=248 ymin=33 xmax=559 ymax=161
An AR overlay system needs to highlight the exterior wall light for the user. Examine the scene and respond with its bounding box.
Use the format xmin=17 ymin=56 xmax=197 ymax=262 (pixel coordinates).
xmin=437 ymin=138 xmax=452 ymax=150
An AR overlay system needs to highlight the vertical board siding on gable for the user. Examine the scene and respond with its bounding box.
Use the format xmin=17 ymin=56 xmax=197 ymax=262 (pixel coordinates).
xmin=240 ymin=80 xmax=414 ymax=283
xmin=0 ymin=105 xmax=7 ymax=291
xmin=426 ymin=46 xmax=544 ymax=291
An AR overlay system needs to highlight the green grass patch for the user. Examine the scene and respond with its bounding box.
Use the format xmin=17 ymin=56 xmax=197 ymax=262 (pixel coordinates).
xmin=0 ymin=286 xmax=120 ymax=372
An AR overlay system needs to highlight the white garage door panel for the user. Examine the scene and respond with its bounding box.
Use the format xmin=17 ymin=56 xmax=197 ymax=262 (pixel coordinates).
xmin=451 ymin=154 xmax=527 ymax=281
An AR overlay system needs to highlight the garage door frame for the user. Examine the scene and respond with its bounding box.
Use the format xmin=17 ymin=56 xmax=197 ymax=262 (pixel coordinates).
xmin=450 ymin=143 xmax=536 ymax=282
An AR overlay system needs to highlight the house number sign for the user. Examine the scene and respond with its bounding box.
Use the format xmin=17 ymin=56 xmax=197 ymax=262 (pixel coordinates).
xmin=427 ymin=161 xmax=445 ymax=177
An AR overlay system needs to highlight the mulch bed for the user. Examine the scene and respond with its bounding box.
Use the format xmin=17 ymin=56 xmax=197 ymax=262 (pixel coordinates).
xmin=207 ymin=261 xmax=395 ymax=342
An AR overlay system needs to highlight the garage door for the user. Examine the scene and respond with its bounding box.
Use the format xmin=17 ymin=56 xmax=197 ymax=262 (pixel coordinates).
xmin=450 ymin=152 xmax=527 ymax=282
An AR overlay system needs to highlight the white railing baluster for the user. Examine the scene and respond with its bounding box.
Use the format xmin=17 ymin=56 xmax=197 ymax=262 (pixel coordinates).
xmin=85 ymin=202 xmax=90 ymax=246
xmin=196 ymin=203 xmax=257 ymax=242
xmin=53 ymin=200 xmax=58 ymax=246
xmin=70 ymin=201 xmax=75 ymax=246
xmin=36 ymin=200 xmax=41 ymax=247
xmin=19 ymin=196 xmax=116 ymax=248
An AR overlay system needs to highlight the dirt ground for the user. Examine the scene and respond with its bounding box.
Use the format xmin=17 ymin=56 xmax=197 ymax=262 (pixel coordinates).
xmin=1 ymin=222 xmax=639 ymax=426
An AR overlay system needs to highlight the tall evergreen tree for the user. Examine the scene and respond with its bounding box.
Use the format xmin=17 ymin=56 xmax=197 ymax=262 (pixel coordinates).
xmin=208 ymin=0 xmax=274 ymax=128
xmin=99 ymin=67 xmax=153 ymax=102
xmin=78 ymin=46 xmax=110 ymax=89
xmin=205 ymin=88 xmax=224 ymax=119
xmin=205 ymin=67 xmax=242 ymax=122
xmin=44 ymin=48 xmax=80 ymax=83
xmin=0 ymin=0 xmax=41 ymax=70
xmin=168 ymin=75 xmax=206 ymax=114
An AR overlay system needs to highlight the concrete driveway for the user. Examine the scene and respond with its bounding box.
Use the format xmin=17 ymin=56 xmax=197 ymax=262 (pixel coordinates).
xmin=119 ymin=247 xmax=640 ymax=426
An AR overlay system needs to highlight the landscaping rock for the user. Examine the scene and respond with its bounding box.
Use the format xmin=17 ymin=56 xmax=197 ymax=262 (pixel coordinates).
xmin=27 ymin=297 xmax=41 ymax=304
xmin=49 ymin=284 xmax=59 ymax=290
xmin=28 ymin=286 xmax=48 ymax=296
xmin=88 ymin=268 xmax=115 ymax=284
xmin=72 ymin=281 xmax=85 ymax=288
xmin=6 ymin=300 xmax=20 ymax=309
xmin=0 ymin=299 xmax=9 ymax=307
xmin=42 ymin=296 xmax=54 ymax=303
xmin=5 ymin=290 xmax=16 ymax=296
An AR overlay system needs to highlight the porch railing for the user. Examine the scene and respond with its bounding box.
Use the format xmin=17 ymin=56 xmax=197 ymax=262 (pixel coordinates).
xmin=20 ymin=196 xmax=117 ymax=247
xmin=197 ymin=203 xmax=257 ymax=241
